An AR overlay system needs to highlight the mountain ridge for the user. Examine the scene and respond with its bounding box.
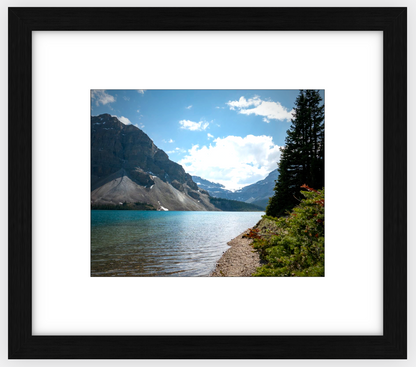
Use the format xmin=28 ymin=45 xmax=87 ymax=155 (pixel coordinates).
xmin=192 ymin=169 xmax=279 ymax=209
xmin=91 ymin=114 xmax=263 ymax=212
xmin=91 ymin=114 xmax=216 ymax=211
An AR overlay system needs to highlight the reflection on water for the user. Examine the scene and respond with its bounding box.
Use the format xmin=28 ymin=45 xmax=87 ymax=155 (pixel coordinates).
xmin=91 ymin=211 xmax=263 ymax=277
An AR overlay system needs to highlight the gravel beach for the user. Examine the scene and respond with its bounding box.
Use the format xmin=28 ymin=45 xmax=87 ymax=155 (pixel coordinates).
xmin=210 ymin=230 xmax=262 ymax=277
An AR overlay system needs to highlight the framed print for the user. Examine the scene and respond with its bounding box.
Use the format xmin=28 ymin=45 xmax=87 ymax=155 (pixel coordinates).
xmin=8 ymin=7 xmax=407 ymax=359
xmin=89 ymin=89 xmax=325 ymax=278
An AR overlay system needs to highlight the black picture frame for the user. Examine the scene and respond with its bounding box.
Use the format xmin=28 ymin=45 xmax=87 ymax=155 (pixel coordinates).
xmin=8 ymin=7 xmax=407 ymax=359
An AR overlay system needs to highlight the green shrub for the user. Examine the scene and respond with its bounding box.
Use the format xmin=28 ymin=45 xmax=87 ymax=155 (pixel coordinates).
xmin=253 ymin=186 xmax=324 ymax=277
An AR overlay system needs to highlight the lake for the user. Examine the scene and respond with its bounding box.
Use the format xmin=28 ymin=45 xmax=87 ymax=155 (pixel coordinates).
xmin=91 ymin=211 xmax=263 ymax=277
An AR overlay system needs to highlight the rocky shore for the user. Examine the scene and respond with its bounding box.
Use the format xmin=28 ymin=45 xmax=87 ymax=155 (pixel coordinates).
xmin=210 ymin=230 xmax=263 ymax=277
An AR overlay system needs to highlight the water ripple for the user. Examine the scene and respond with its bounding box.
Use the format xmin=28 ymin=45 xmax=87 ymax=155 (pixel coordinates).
xmin=91 ymin=211 xmax=263 ymax=277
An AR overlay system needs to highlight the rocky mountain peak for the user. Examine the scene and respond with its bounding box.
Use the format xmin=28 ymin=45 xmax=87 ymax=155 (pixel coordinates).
xmin=91 ymin=114 xmax=201 ymax=209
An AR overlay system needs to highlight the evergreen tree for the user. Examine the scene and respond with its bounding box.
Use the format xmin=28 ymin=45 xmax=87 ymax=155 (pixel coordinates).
xmin=266 ymin=90 xmax=324 ymax=217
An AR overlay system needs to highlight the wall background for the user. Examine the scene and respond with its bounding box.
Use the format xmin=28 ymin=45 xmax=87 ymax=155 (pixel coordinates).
xmin=1 ymin=1 xmax=412 ymax=366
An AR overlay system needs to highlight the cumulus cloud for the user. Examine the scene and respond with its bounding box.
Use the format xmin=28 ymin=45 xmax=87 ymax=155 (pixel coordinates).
xmin=207 ymin=133 xmax=214 ymax=140
xmin=179 ymin=135 xmax=281 ymax=190
xmin=227 ymin=96 xmax=293 ymax=122
xmin=226 ymin=96 xmax=262 ymax=110
xmin=112 ymin=115 xmax=132 ymax=125
xmin=137 ymin=109 xmax=140 ymax=113
xmin=135 ymin=122 xmax=145 ymax=129
xmin=163 ymin=139 xmax=175 ymax=143
xmin=179 ymin=120 xmax=209 ymax=131
xmin=186 ymin=105 xmax=192 ymax=109
xmin=137 ymin=90 xmax=146 ymax=94
xmin=123 ymin=96 xmax=130 ymax=101
xmin=91 ymin=90 xmax=115 ymax=106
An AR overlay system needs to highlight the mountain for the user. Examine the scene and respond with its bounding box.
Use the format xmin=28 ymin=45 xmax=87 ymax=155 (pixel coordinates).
xmin=191 ymin=175 xmax=232 ymax=198
xmin=91 ymin=114 xmax=263 ymax=212
xmin=91 ymin=114 xmax=217 ymax=211
xmin=233 ymin=169 xmax=279 ymax=208
xmin=191 ymin=176 xmax=226 ymax=191
xmin=192 ymin=169 xmax=279 ymax=209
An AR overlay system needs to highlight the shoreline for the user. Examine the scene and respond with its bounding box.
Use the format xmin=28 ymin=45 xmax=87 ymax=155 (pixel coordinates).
xmin=210 ymin=229 xmax=262 ymax=277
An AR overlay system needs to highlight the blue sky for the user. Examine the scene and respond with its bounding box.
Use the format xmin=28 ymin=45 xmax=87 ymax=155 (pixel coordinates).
xmin=91 ymin=89 xmax=323 ymax=190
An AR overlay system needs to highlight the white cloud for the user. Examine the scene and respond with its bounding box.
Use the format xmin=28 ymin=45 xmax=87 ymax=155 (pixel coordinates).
xmin=112 ymin=115 xmax=132 ymax=125
xmin=226 ymin=96 xmax=262 ymax=110
xmin=207 ymin=133 xmax=214 ymax=140
xmin=186 ymin=105 xmax=192 ymax=109
xmin=179 ymin=120 xmax=209 ymax=131
xmin=123 ymin=96 xmax=130 ymax=101
xmin=179 ymin=135 xmax=281 ymax=190
xmin=227 ymin=96 xmax=293 ymax=122
xmin=134 ymin=122 xmax=145 ymax=129
xmin=137 ymin=90 xmax=146 ymax=94
xmin=91 ymin=90 xmax=115 ymax=106
xmin=163 ymin=139 xmax=175 ymax=143
xmin=136 ymin=109 xmax=140 ymax=113
xmin=239 ymin=101 xmax=293 ymax=121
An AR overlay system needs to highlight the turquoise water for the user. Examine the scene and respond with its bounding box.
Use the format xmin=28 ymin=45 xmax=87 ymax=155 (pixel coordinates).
xmin=91 ymin=211 xmax=263 ymax=277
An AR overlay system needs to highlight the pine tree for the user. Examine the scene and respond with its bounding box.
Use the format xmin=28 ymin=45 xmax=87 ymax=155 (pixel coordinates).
xmin=266 ymin=90 xmax=324 ymax=217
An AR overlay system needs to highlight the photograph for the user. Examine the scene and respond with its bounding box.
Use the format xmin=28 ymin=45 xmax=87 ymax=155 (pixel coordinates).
xmin=91 ymin=89 xmax=325 ymax=277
